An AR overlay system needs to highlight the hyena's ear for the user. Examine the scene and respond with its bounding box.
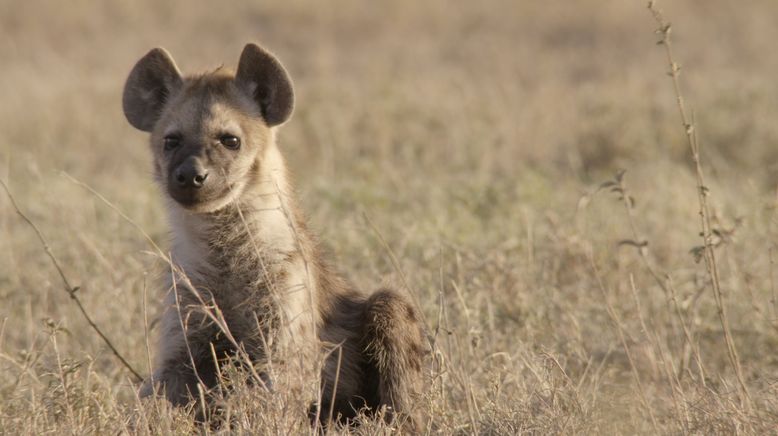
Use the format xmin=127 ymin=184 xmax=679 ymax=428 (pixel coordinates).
xmin=235 ymin=43 xmax=294 ymax=126
xmin=122 ymin=48 xmax=182 ymax=132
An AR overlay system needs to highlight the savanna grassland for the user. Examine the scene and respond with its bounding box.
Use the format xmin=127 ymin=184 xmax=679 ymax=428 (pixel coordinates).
xmin=1 ymin=0 xmax=778 ymax=434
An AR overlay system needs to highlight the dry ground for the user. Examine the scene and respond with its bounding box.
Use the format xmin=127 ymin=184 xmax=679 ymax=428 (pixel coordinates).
xmin=1 ymin=0 xmax=778 ymax=434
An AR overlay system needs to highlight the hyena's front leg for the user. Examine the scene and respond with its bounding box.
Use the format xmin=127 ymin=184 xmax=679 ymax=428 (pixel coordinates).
xmin=140 ymin=355 xmax=203 ymax=406
xmin=139 ymin=305 xmax=224 ymax=406
xmin=362 ymin=288 xmax=428 ymax=430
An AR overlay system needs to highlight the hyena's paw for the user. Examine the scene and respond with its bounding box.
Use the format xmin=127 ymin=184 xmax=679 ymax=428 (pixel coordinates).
xmin=138 ymin=367 xmax=201 ymax=407
xmin=138 ymin=369 xmax=164 ymax=399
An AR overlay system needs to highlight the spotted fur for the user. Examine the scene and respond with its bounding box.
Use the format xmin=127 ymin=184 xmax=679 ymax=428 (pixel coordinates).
xmin=125 ymin=43 xmax=427 ymax=429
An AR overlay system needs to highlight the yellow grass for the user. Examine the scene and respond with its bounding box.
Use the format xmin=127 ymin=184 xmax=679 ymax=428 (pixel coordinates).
xmin=1 ymin=0 xmax=777 ymax=433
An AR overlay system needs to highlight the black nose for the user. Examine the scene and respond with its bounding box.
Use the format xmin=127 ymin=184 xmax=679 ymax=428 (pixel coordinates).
xmin=174 ymin=160 xmax=209 ymax=188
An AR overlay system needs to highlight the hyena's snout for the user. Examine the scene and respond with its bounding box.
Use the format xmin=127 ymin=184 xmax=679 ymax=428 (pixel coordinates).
xmin=167 ymin=155 xmax=218 ymax=209
xmin=173 ymin=156 xmax=209 ymax=189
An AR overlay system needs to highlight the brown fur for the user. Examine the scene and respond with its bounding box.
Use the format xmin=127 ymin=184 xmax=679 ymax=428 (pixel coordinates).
xmin=123 ymin=43 xmax=427 ymax=430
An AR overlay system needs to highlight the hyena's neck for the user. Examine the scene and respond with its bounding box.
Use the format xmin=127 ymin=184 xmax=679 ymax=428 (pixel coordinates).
xmin=164 ymin=139 xmax=321 ymax=364
xmin=168 ymin=142 xmax=318 ymax=303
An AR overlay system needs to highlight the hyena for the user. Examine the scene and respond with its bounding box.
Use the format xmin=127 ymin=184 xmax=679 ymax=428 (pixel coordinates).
xmin=122 ymin=43 xmax=427 ymax=429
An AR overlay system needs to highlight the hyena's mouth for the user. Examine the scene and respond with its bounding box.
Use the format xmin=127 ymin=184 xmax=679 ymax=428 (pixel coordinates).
xmin=167 ymin=182 xmax=238 ymax=212
xmin=167 ymin=181 xmax=212 ymax=205
xmin=167 ymin=187 xmax=202 ymax=207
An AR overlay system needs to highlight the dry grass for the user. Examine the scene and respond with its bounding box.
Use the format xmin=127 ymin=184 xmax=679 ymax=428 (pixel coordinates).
xmin=2 ymin=0 xmax=778 ymax=434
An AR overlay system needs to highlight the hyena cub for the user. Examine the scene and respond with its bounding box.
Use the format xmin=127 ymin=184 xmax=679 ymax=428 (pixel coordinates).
xmin=122 ymin=43 xmax=427 ymax=428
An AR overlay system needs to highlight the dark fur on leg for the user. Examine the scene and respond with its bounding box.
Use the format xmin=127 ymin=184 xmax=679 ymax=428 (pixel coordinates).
xmin=314 ymin=293 xmax=372 ymax=428
xmin=312 ymin=289 xmax=426 ymax=431
xmin=362 ymin=288 xmax=426 ymax=431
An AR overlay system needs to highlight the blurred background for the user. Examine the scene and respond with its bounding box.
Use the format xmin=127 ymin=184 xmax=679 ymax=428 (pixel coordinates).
xmin=1 ymin=0 xmax=777 ymax=433
xmin=4 ymin=0 xmax=778 ymax=184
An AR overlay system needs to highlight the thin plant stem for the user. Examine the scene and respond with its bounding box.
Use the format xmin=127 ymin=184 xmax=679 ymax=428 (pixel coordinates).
xmin=647 ymin=1 xmax=752 ymax=410
xmin=589 ymin=250 xmax=659 ymax=432
xmin=0 ymin=178 xmax=143 ymax=382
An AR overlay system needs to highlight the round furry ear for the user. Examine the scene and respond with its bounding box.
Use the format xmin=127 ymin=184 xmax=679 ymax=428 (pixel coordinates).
xmin=235 ymin=43 xmax=294 ymax=126
xmin=122 ymin=48 xmax=182 ymax=132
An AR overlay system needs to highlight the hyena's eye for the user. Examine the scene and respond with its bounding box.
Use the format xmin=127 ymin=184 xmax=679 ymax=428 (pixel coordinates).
xmin=163 ymin=135 xmax=181 ymax=151
xmin=219 ymin=134 xmax=241 ymax=150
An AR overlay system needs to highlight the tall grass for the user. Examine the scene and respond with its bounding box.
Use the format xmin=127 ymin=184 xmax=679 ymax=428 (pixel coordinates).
xmin=1 ymin=0 xmax=777 ymax=434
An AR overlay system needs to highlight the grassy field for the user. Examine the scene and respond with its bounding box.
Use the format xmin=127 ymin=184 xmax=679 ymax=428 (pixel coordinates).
xmin=1 ymin=0 xmax=778 ymax=433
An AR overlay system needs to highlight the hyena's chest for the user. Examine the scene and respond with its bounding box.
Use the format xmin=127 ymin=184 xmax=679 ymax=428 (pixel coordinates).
xmin=181 ymin=243 xmax=313 ymax=337
xmin=169 ymin=212 xmax=319 ymax=355
xmin=196 ymin=247 xmax=284 ymax=320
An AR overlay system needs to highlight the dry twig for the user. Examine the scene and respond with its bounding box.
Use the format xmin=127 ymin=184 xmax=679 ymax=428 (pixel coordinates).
xmin=647 ymin=0 xmax=751 ymax=410
xmin=0 ymin=178 xmax=143 ymax=382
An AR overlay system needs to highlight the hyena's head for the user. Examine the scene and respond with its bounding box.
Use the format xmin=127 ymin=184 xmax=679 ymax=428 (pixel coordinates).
xmin=122 ymin=43 xmax=293 ymax=213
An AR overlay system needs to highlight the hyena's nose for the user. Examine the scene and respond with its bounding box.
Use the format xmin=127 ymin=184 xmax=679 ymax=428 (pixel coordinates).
xmin=174 ymin=160 xmax=209 ymax=188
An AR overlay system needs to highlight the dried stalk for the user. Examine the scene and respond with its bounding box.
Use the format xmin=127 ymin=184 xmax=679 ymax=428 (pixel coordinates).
xmin=589 ymin=252 xmax=659 ymax=432
xmin=647 ymin=0 xmax=751 ymax=409
xmin=0 ymin=178 xmax=143 ymax=382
